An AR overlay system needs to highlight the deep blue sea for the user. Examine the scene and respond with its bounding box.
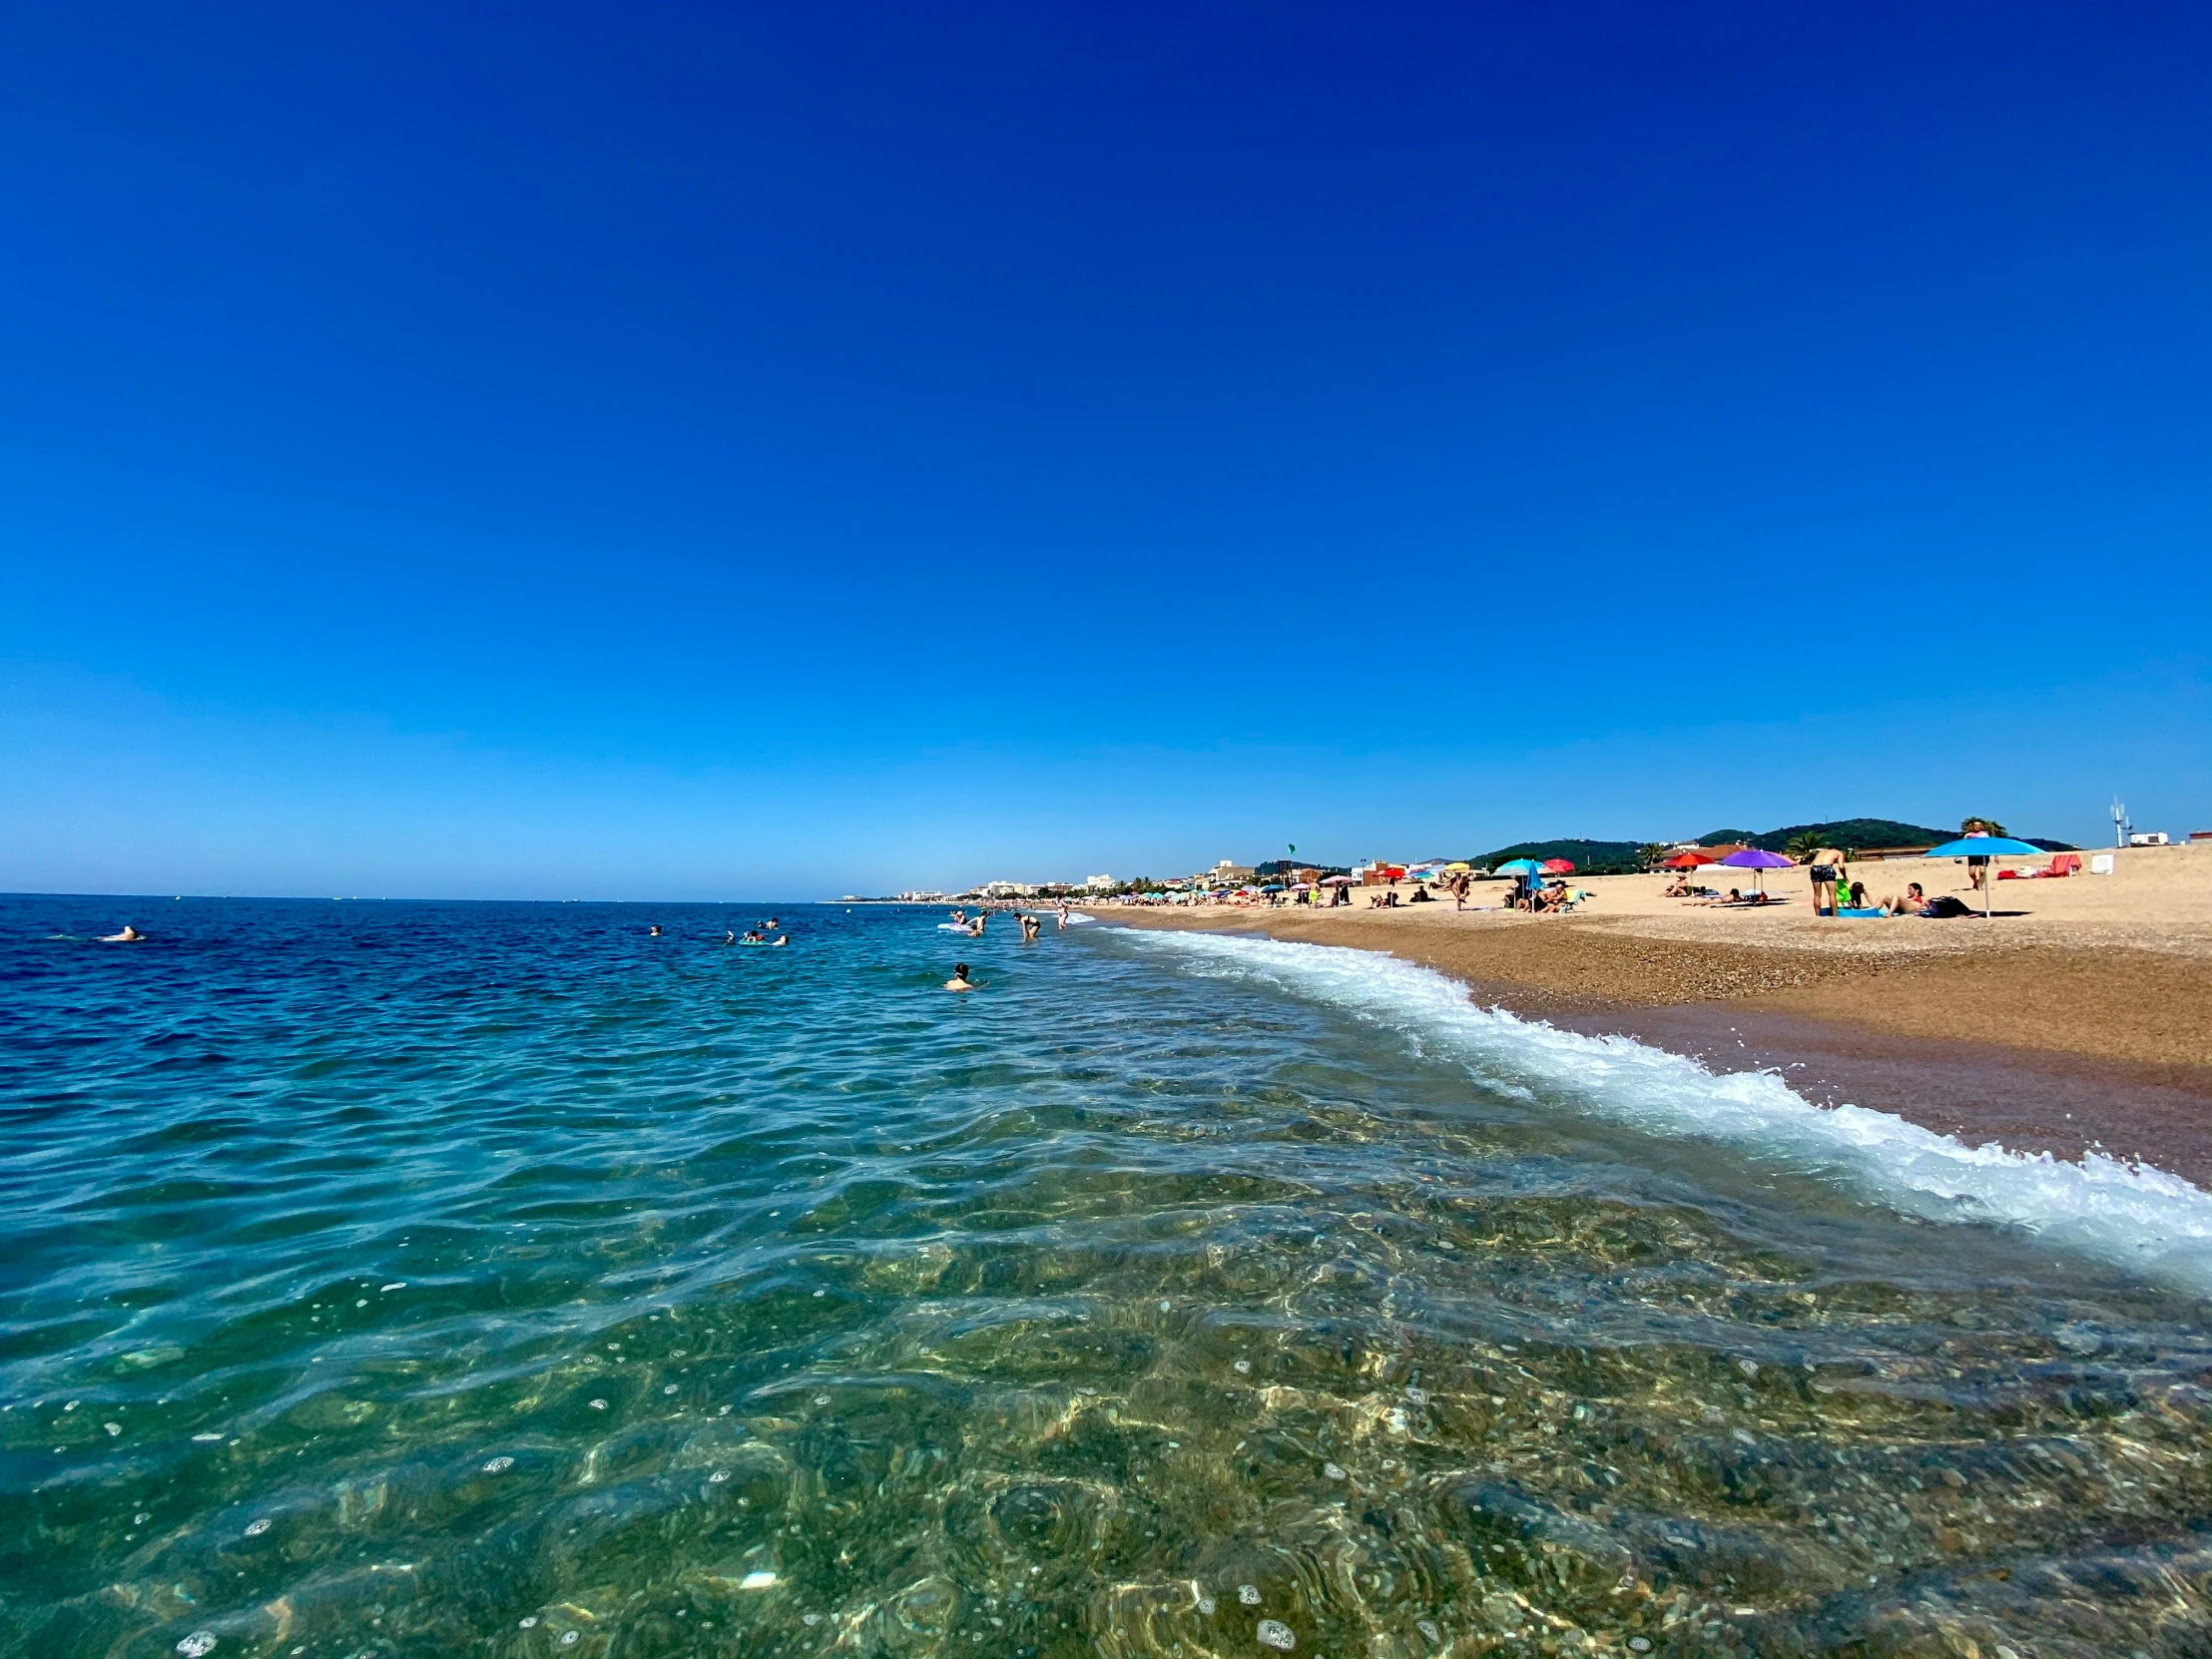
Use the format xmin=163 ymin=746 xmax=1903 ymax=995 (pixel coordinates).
xmin=7 ymin=896 xmax=2212 ymax=1659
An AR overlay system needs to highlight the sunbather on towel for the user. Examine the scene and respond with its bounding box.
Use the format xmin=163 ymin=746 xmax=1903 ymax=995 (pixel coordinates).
xmin=1884 ymin=882 xmax=1930 ymax=916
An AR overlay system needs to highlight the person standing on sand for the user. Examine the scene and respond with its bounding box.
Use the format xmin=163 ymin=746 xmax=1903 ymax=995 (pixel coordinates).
xmin=1958 ymin=819 xmax=2001 ymax=890
xmin=1806 ymin=847 xmax=1846 ymax=917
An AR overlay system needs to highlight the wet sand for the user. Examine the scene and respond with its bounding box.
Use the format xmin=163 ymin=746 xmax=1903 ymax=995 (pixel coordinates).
xmin=1083 ymin=871 xmax=2212 ymax=1183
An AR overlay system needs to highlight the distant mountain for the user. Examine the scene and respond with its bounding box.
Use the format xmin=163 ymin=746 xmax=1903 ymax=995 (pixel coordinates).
xmin=1697 ymin=819 xmax=1948 ymax=853
xmin=1473 ymin=838 xmax=1644 ymax=874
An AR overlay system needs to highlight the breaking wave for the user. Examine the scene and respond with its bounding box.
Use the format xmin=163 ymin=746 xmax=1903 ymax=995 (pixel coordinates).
xmin=1121 ymin=929 xmax=2212 ymax=1294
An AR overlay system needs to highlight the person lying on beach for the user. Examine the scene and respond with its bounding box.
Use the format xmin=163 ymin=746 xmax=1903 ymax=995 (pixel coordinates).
xmin=1884 ymin=882 xmax=1929 ymax=916
xmin=944 ymin=962 xmax=977 ymax=991
xmin=101 ymin=924 xmax=146 ymax=942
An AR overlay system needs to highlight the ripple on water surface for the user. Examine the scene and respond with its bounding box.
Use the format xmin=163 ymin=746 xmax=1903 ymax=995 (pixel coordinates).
xmin=4 ymin=897 xmax=2212 ymax=1659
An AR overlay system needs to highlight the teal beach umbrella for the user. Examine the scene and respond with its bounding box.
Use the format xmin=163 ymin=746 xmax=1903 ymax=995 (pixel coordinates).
xmin=1925 ymin=834 xmax=2044 ymax=918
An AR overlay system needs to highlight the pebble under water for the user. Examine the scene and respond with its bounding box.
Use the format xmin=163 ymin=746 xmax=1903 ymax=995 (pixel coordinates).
xmin=5 ymin=896 xmax=2212 ymax=1659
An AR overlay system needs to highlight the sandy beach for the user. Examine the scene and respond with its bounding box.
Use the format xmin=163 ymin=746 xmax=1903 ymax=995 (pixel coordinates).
xmin=1084 ymin=839 xmax=2212 ymax=1180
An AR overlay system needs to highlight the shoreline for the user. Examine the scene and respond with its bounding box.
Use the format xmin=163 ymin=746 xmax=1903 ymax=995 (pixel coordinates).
xmin=1080 ymin=872 xmax=2212 ymax=1185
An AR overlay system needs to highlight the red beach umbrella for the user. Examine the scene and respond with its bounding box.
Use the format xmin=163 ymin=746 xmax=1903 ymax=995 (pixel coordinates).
xmin=1661 ymin=850 xmax=1716 ymax=869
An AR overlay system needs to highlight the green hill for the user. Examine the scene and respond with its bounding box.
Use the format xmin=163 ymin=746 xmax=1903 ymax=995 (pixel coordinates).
xmin=1697 ymin=819 xmax=1948 ymax=853
xmin=1472 ymin=838 xmax=1644 ymax=874
xmin=1456 ymin=818 xmax=2075 ymax=876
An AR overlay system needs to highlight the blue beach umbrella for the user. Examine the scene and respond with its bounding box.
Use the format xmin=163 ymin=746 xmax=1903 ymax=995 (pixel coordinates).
xmin=1925 ymin=834 xmax=2044 ymax=918
xmin=1495 ymin=857 xmax=1541 ymax=905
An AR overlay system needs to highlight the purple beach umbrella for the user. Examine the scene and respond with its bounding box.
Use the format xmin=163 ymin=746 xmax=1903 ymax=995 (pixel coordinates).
xmin=1717 ymin=845 xmax=1794 ymax=895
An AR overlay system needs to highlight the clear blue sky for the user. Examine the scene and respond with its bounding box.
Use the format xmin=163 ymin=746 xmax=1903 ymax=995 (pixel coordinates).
xmin=3 ymin=2 xmax=2206 ymax=897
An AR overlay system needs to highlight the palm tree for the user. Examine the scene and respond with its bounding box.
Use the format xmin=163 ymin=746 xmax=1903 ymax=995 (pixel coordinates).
xmin=1635 ymin=843 xmax=1671 ymax=872
xmin=1959 ymin=816 xmax=2007 ymax=837
xmin=1785 ymin=830 xmax=1825 ymax=862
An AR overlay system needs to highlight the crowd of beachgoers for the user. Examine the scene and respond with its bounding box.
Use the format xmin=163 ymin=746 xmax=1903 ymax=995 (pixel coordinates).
xmin=1088 ymin=833 xmax=2066 ymax=920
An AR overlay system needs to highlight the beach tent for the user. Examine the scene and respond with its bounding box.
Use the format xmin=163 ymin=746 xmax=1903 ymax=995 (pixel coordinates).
xmin=1924 ymin=833 xmax=2044 ymax=919
xmin=1716 ymin=846 xmax=1794 ymax=895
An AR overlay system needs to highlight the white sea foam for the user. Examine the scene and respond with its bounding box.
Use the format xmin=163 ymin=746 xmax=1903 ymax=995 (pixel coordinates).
xmin=1124 ymin=929 xmax=2212 ymax=1294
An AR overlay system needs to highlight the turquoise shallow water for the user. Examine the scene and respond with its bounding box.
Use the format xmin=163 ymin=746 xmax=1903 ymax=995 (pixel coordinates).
xmin=5 ymin=896 xmax=2212 ymax=1659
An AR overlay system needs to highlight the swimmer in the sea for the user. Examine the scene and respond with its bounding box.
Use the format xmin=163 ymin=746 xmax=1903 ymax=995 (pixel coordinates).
xmin=742 ymin=929 xmax=764 ymax=943
xmin=949 ymin=908 xmax=966 ymax=927
xmin=771 ymin=934 xmax=789 ymax=946
xmin=944 ymin=962 xmax=976 ymax=991
xmin=101 ymin=924 xmax=145 ymax=942
xmin=725 ymin=930 xmax=736 ymax=943
xmin=650 ymin=924 xmax=663 ymax=936
xmin=967 ymin=914 xmax=986 ymax=937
